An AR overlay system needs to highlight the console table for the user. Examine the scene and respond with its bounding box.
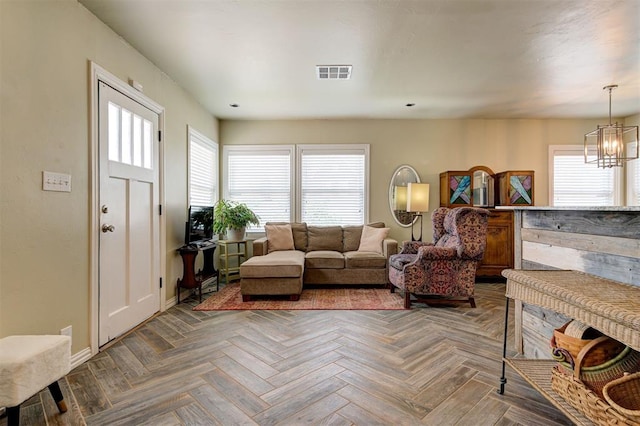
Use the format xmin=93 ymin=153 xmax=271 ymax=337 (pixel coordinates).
xmin=176 ymin=241 xmax=218 ymax=303
xmin=498 ymin=269 xmax=640 ymax=425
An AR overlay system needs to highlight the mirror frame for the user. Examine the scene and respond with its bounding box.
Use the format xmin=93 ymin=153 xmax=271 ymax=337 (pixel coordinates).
xmin=388 ymin=165 xmax=421 ymax=227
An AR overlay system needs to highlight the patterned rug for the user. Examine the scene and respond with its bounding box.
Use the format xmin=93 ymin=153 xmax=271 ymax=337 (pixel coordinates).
xmin=193 ymin=282 xmax=405 ymax=310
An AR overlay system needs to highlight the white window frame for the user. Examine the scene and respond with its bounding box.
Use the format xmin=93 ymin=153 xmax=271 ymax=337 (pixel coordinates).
xmin=187 ymin=126 xmax=218 ymax=206
xmin=549 ymin=145 xmax=623 ymax=206
xmin=223 ymin=144 xmax=371 ymax=233
xmin=296 ymin=144 xmax=370 ymax=225
xmin=626 ymin=141 xmax=640 ymax=205
xmin=223 ymin=145 xmax=295 ymax=235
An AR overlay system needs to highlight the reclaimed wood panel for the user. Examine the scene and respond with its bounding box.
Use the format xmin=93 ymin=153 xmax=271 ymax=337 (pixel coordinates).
xmin=522 ymin=209 xmax=640 ymax=239
xmin=510 ymin=207 xmax=640 ymax=360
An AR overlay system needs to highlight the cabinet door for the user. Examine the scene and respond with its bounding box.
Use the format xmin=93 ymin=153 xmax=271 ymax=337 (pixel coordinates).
xmin=439 ymin=171 xmax=472 ymax=207
xmin=476 ymin=210 xmax=514 ymax=278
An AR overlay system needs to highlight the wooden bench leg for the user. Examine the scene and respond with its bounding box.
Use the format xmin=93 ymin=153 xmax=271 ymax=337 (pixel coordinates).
xmin=7 ymin=405 xmax=20 ymax=426
xmin=404 ymin=291 xmax=411 ymax=309
xmin=48 ymin=381 xmax=68 ymax=413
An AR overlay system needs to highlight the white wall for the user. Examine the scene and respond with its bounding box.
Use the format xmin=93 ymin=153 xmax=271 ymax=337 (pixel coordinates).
xmin=220 ymin=118 xmax=609 ymax=242
xmin=0 ymin=0 xmax=217 ymax=353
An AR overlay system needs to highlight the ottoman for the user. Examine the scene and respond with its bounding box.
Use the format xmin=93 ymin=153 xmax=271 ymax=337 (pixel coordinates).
xmin=0 ymin=335 xmax=71 ymax=426
xmin=239 ymin=250 xmax=305 ymax=301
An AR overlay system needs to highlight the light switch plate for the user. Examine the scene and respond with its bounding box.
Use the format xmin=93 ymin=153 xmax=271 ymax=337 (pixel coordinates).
xmin=43 ymin=171 xmax=71 ymax=192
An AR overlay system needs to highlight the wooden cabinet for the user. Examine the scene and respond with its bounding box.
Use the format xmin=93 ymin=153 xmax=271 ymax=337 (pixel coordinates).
xmin=495 ymin=170 xmax=534 ymax=206
xmin=476 ymin=209 xmax=514 ymax=278
xmin=439 ymin=166 xmax=530 ymax=279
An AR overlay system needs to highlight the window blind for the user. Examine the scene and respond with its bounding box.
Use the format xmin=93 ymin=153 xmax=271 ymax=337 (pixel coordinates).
xmin=553 ymin=151 xmax=616 ymax=206
xmin=188 ymin=128 xmax=218 ymax=206
xmin=299 ymin=147 xmax=367 ymax=226
xmin=225 ymin=148 xmax=293 ymax=231
xmin=627 ymin=142 xmax=640 ymax=205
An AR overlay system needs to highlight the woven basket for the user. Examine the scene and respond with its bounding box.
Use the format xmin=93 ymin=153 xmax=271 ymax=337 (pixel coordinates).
xmin=603 ymin=373 xmax=640 ymax=423
xmin=554 ymin=336 xmax=640 ymax=398
xmin=551 ymin=367 xmax=639 ymax=425
xmin=552 ymin=320 xmax=626 ymax=367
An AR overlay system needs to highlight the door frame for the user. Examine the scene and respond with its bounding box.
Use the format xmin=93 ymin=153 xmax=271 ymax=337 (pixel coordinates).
xmin=89 ymin=61 xmax=166 ymax=355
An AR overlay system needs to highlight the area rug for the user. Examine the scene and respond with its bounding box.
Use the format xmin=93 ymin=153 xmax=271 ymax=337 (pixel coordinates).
xmin=193 ymin=283 xmax=405 ymax=310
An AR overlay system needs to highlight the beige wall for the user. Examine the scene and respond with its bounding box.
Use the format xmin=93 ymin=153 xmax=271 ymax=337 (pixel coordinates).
xmin=220 ymin=118 xmax=610 ymax=242
xmin=0 ymin=0 xmax=217 ymax=353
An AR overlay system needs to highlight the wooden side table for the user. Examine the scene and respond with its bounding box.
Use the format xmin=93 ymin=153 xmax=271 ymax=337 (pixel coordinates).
xmin=218 ymin=239 xmax=248 ymax=284
xmin=176 ymin=241 xmax=218 ymax=303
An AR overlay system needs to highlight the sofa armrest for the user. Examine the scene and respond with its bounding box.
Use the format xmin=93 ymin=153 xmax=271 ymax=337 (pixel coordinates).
xmin=399 ymin=240 xmax=434 ymax=254
xmin=252 ymin=237 xmax=268 ymax=256
xmin=417 ymin=246 xmax=457 ymax=260
xmin=382 ymin=238 xmax=398 ymax=259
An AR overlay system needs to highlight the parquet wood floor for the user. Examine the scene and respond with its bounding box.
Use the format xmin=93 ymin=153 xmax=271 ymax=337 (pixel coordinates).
xmin=2 ymin=283 xmax=573 ymax=425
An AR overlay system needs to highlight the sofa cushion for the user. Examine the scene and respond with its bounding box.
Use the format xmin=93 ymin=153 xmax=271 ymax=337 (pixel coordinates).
xmin=344 ymin=251 xmax=387 ymax=269
xmin=265 ymin=223 xmax=295 ymax=253
xmin=307 ymin=226 xmax=343 ymax=252
xmin=240 ymin=250 xmax=305 ymax=278
xmin=358 ymin=225 xmax=390 ymax=254
xmin=305 ymin=250 xmax=344 ymax=269
xmin=266 ymin=222 xmax=308 ymax=251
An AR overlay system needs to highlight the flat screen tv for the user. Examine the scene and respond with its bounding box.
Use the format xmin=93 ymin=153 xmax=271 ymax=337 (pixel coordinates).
xmin=185 ymin=205 xmax=214 ymax=245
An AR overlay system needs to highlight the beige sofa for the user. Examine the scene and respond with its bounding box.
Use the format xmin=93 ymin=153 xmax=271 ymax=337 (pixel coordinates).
xmin=239 ymin=222 xmax=398 ymax=301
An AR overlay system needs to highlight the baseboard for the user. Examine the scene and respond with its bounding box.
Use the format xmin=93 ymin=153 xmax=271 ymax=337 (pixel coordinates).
xmin=71 ymin=347 xmax=93 ymax=369
xmin=165 ymin=288 xmax=191 ymax=309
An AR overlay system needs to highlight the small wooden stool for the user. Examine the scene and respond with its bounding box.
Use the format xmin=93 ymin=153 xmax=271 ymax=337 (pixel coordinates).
xmin=0 ymin=335 xmax=71 ymax=426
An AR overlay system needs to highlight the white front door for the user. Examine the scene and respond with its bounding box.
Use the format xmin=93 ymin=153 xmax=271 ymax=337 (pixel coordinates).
xmin=98 ymin=81 xmax=160 ymax=346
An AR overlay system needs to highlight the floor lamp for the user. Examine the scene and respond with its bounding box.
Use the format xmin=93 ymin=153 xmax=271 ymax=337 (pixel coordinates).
xmin=407 ymin=183 xmax=430 ymax=242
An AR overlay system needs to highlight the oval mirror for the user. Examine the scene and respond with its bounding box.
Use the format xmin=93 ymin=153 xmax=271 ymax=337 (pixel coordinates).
xmin=389 ymin=165 xmax=420 ymax=227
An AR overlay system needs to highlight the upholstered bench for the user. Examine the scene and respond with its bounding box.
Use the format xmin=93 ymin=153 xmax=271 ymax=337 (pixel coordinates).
xmin=239 ymin=250 xmax=305 ymax=301
xmin=0 ymin=335 xmax=71 ymax=426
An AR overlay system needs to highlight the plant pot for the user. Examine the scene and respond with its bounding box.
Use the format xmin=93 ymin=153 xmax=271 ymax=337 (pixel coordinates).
xmin=226 ymin=227 xmax=246 ymax=241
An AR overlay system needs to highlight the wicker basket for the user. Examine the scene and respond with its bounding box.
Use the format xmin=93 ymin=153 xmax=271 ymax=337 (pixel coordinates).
xmin=551 ymin=367 xmax=639 ymax=425
xmin=603 ymin=373 xmax=640 ymax=423
xmin=552 ymin=320 xmax=626 ymax=367
xmin=554 ymin=336 xmax=640 ymax=398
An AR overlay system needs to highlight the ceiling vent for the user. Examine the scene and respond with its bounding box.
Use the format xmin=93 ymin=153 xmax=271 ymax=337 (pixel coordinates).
xmin=316 ymin=65 xmax=352 ymax=80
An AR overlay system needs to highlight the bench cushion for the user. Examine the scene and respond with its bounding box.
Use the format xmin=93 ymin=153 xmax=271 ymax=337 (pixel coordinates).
xmin=0 ymin=335 xmax=71 ymax=407
xmin=240 ymin=250 xmax=305 ymax=278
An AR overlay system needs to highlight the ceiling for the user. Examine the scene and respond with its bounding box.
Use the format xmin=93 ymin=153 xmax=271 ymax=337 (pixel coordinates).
xmin=79 ymin=0 xmax=640 ymax=120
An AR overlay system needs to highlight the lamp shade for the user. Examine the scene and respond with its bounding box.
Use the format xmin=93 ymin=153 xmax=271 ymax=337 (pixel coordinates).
xmin=407 ymin=183 xmax=430 ymax=213
xmin=394 ymin=186 xmax=408 ymax=210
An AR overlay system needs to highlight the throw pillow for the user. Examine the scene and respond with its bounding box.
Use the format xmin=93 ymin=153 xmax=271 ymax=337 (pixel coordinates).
xmin=343 ymin=222 xmax=386 ymax=252
xmin=358 ymin=225 xmax=390 ymax=254
xmin=266 ymin=223 xmax=295 ymax=253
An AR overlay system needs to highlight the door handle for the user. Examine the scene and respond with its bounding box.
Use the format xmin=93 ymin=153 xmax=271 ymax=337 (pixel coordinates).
xmin=102 ymin=224 xmax=115 ymax=233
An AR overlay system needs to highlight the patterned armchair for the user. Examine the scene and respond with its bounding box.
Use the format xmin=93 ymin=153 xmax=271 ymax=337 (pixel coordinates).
xmin=388 ymin=207 xmax=490 ymax=308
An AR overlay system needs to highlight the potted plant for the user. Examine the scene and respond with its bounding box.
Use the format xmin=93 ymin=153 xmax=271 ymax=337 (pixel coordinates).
xmin=213 ymin=199 xmax=259 ymax=241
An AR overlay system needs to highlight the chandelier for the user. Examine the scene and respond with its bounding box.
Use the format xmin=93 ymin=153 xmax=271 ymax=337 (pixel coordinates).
xmin=584 ymin=85 xmax=639 ymax=168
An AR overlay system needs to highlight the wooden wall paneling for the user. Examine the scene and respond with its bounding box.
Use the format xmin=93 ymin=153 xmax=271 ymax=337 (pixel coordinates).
xmin=512 ymin=207 xmax=640 ymax=358
xmin=522 ymin=241 xmax=639 ymax=285
xmin=522 ymin=210 xmax=640 ymax=239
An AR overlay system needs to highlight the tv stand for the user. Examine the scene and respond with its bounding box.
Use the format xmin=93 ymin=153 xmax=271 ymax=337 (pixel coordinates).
xmin=176 ymin=241 xmax=218 ymax=303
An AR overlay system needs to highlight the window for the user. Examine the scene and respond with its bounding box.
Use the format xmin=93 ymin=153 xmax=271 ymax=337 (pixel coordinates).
xmin=223 ymin=146 xmax=294 ymax=231
xmin=627 ymin=142 xmax=640 ymax=205
xmin=223 ymin=144 xmax=369 ymax=232
xmin=297 ymin=145 xmax=368 ymax=226
xmin=188 ymin=126 xmax=218 ymax=206
xmin=549 ymin=145 xmax=621 ymax=206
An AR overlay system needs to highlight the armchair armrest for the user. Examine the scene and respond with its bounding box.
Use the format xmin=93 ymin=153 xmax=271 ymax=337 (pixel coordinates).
xmin=382 ymin=238 xmax=398 ymax=259
xmin=399 ymin=241 xmax=434 ymax=254
xmin=252 ymin=237 xmax=268 ymax=256
xmin=417 ymin=245 xmax=457 ymax=260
